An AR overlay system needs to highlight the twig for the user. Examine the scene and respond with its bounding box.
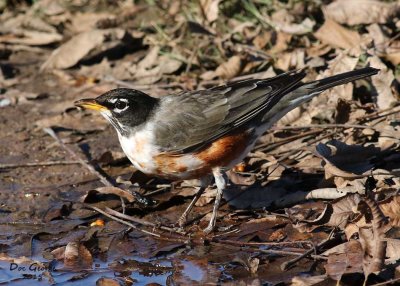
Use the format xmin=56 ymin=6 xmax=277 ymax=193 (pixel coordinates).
xmin=213 ymin=238 xmax=313 ymax=248
xmin=104 ymin=207 xmax=186 ymax=235
xmin=370 ymin=277 xmax=400 ymax=286
xmin=255 ymin=129 xmax=322 ymax=152
xmin=357 ymin=104 xmax=400 ymax=122
xmin=280 ymin=229 xmax=337 ymax=271
xmin=43 ymin=128 xmax=114 ymax=187
xmin=258 ymin=130 xmax=337 ymax=168
xmin=0 ymin=160 xmax=82 ymax=169
xmin=84 ymin=204 xmax=160 ymax=238
xmin=43 ymin=127 xmax=127 ymax=212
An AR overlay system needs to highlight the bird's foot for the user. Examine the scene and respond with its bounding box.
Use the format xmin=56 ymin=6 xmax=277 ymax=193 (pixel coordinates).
xmin=177 ymin=213 xmax=188 ymax=228
xmin=203 ymin=221 xmax=215 ymax=234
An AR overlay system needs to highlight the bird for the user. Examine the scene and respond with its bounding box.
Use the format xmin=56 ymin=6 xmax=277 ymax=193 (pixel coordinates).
xmin=75 ymin=67 xmax=379 ymax=233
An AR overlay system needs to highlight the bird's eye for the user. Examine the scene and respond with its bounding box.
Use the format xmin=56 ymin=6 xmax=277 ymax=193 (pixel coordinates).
xmin=115 ymin=100 xmax=127 ymax=110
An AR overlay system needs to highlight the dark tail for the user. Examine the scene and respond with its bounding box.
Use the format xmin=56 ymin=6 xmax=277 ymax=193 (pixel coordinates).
xmin=304 ymin=67 xmax=379 ymax=93
xmin=261 ymin=67 xmax=379 ymax=124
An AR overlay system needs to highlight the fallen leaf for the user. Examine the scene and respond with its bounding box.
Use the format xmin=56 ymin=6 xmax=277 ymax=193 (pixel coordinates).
xmin=232 ymin=254 xmax=259 ymax=274
xmin=291 ymin=275 xmax=328 ymax=286
xmin=200 ymin=0 xmax=220 ymax=23
xmin=324 ymin=240 xmax=363 ymax=280
xmin=324 ymin=0 xmax=400 ymax=25
xmin=35 ymin=111 xmax=107 ymax=132
xmin=368 ymin=56 xmax=397 ymax=110
xmin=96 ymin=277 xmax=123 ymax=286
xmin=271 ymin=10 xmax=315 ymax=35
xmin=132 ymin=47 xmax=182 ymax=84
xmin=215 ymin=55 xmax=242 ymax=79
xmin=201 ymin=55 xmax=242 ymax=80
xmin=268 ymin=32 xmax=292 ymax=54
xmin=41 ymin=29 xmax=126 ymax=70
xmin=314 ymin=18 xmax=361 ymax=54
xmin=63 ymin=242 xmax=93 ymax=270
xmin=359 ymin=197 xmax=389 ymax=277
xmin=316 ymin=140 xmax=380 ymax=179
xmin=0 ymin=31 xmax=62 ymax=46
xmin=291 ymin=194 xmax=363 ymax=232
xmin=379 ymin=195 xmax=400 ymax=227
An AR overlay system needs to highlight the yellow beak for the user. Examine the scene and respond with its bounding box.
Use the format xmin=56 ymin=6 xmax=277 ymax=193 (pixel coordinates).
xmin=74 ymin=98 xmax=108 ymax=112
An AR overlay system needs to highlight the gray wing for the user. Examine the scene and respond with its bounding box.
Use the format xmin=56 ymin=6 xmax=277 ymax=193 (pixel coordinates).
xmin=153 ymin=69 xmax=306 ymax=153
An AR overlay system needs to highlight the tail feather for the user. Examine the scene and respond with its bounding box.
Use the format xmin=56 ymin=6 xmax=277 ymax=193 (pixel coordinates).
xmin=261 ymin=67 xmax=379 ymax=125
xmin=304 ymin=67 xmax=379 ymax=94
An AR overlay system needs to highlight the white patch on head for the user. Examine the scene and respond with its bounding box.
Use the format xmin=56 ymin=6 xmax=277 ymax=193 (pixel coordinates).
xmin=112 ymin=98 xmax=129 ymax=113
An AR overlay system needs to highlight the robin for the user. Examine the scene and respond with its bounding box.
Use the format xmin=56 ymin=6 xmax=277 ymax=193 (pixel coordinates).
xmin=75 ymin=67 xmax=379 ymax=233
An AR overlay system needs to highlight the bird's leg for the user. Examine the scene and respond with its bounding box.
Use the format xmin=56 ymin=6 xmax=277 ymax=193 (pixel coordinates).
xmin=178 ymin=186 xmax=206 ymax=227
xmin=203 ymin=168 xmax=227 ymax=234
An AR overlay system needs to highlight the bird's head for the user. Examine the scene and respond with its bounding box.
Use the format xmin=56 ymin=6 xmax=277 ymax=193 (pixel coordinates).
xmin=74 ymin=88 xmax=159 ymax=136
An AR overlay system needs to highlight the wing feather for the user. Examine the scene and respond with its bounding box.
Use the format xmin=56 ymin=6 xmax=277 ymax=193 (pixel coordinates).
xmin=153 ymin=69 xmax=306 ymax=153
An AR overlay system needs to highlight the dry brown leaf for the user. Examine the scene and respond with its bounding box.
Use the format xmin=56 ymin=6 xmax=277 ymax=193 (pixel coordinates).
xmin=64 ymin=242 xmax=93 ymax=270
xmin=324 ymin=240 xmax=363 ymax=280
xmin=359 ymin=197 xmax=389 ymax=276
xmin=252 ymin=31 xmax=272 ymax=49
xmin=201 ymin=55 xmax=242 ymax=80
xmin=68 ymin=12 xmax=115 ymax=34
xmin=215 ymin=55 xmax=242 ymax=79
xmin=132 ymin=47 xmax=182 ymax=84
xmin=368 ymin=56 xmax=397 ymax=110
xmin=38 ymin=0 xmax=66 ymax=16
xmin=41 ymin=29 xmax=126 ymax=70
xmin=379 ymin=195 xmax=400 ymax=227
xmin=314 ymin=18 xmax=361 ymax=54
xmin=316 ymin=140 xmax=380 ymax=179
xmin=200 ymin=0 xmax=220 ymax=23
xmin=96 ymin=277 xmax=122 ymax=286
xmin=35 ymin=111 xmax=107 ymax=132
xmin=291 ymin=275 xmax=328 ymax=286
xmin=196 ymin=188 xmax=216 ymax=207
xmin=0 ymin=31 xmax=62 ymax=46
xmin=274 ymin=49 xmax=305 ymax=71
xmin=269 ymin=32 xmax=292 ymax=54
xmin=324 ymin=0 xmax=400 ymax=26
xmin=385 ymin=238 xmax=400 ymax=263
xmin=292 ymin=194 xmax=362 ymax=232
xmin=378 ymin=124 xmax=400 ymax=150
xmin=232 ymin=254 xmax=259 ymax=274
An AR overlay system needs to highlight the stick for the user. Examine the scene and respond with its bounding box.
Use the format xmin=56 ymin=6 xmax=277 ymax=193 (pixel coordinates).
xmin=0 ymin=160 xmax=82 ymax=169
xmin=43 ymin=127 xmax=130 ymax=212
xmin=104 ymin=207 xmax=186 ymax=235
xmin=85 ymin=204 xmax=160 ymax=238
xmin=43 ymin=127 xmax=115 ymax=187
xmin=280 ymin=229 xmax=337 ymax=270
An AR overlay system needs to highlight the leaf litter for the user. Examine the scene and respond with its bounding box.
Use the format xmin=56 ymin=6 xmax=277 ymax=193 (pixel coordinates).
xmin=0 ymin=0 xmax=399 ymax=285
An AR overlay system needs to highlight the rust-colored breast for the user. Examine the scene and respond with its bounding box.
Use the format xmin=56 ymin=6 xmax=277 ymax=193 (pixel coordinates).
xmin=154 ymin=154 xmax=188 ymax=173
xmin=195 ymin=131 xmax=253 ymax=167
xmin=153 ymin=131 xmax=254 ymax=180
